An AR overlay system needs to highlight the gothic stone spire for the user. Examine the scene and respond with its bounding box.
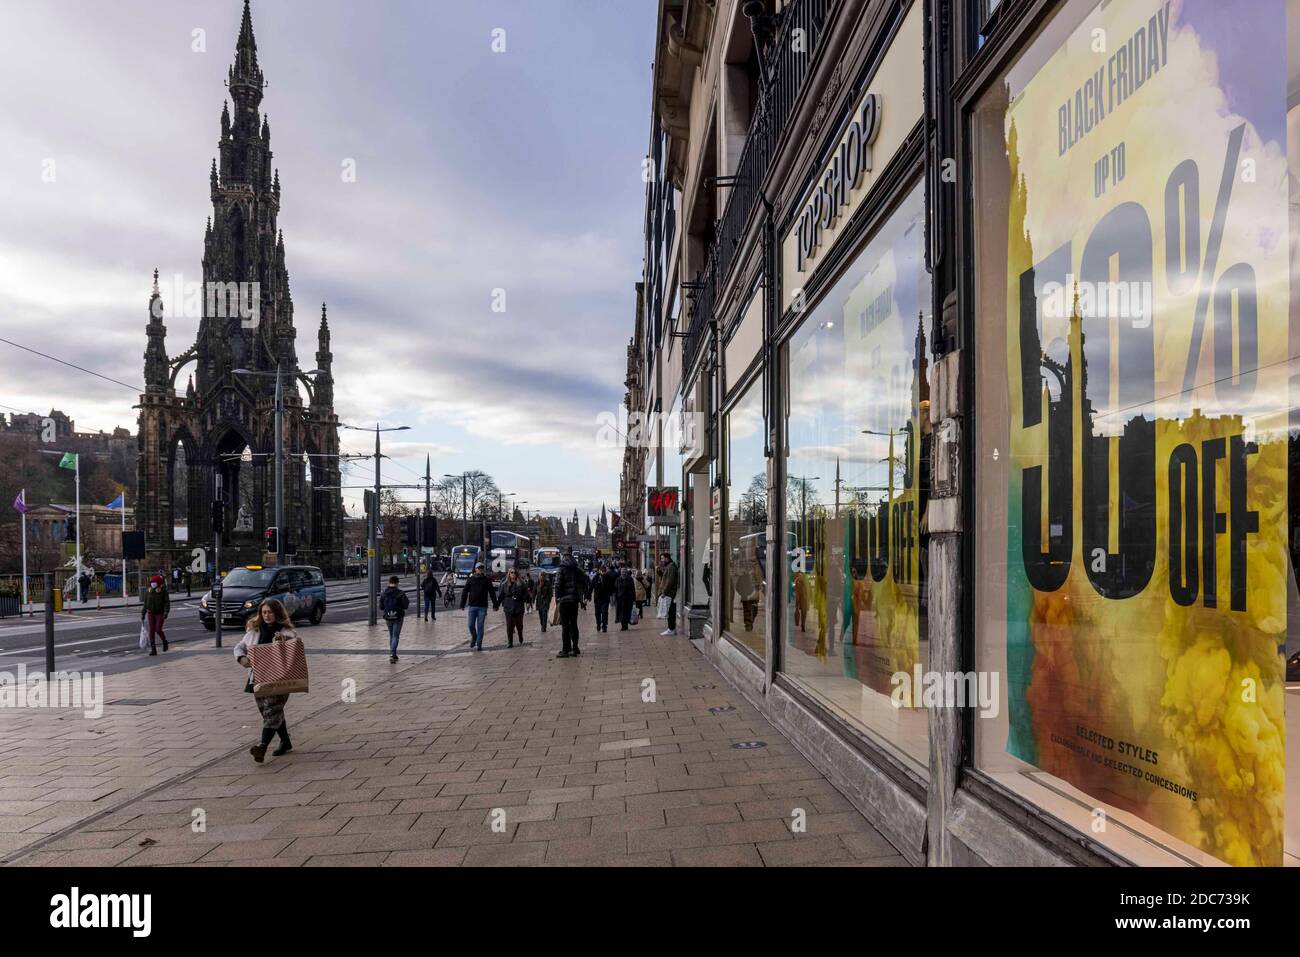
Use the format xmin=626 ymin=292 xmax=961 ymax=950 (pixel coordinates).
xmin=144 ymin=268 xmax=169 ymax=392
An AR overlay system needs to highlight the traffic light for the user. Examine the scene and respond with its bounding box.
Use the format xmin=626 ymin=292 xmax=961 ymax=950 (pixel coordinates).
xmin=284 ymin=531 xmax=297 ymax=556
xmin=211 ymin=500 xmax=225 ymax=535
xmin=363 ymin=489 xmax=376 ymax=518
xmin=265 ymin=526 xmax=279 ymax=554
xmin=353 ymin=545 xmax=363 ymax=559
xmin=421 ymin=516 xmax=438 ymax=549
xmin=400 ymin=516 xmax=418 ymax=547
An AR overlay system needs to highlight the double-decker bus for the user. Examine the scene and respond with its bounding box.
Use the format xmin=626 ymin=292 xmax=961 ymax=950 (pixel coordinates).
xmin=487 ymin=530 xmax=531 ymax=579
xmin=450 ymin=545 xmax=481 ymax=585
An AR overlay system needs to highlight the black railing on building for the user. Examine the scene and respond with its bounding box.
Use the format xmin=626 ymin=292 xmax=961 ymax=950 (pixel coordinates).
xmin=683 ymin=0 xmax=835 ymax=373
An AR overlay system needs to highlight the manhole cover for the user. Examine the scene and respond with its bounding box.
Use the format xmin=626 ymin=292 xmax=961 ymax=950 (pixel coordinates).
xmin=107 ymin=698 xmax=168 ymax=707
xmin=732 ymin=741 xmax=767 ymax=750
xmin=708 ymin=705 xmax=736 ymax=714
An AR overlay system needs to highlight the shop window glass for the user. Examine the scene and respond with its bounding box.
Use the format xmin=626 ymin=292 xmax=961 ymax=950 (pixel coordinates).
xmin=781 ymin=181 xmax=931 ymax=773
xmin=724 ymin=378 xmax=767 ymax=658
xmin=973 ymin=0 xmax=1296 ymax=866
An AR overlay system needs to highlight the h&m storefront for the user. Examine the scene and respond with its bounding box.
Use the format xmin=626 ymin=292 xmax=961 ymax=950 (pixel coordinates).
xmin=703 ymin=0 xmax=1298 ymax=866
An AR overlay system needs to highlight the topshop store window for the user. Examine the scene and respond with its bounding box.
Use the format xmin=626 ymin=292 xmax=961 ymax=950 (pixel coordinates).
xmin=972 ymin=0 xmax=1297 ymax=865
xmin=724 ymin=377 xmax=768 ymax=659
xmin=781 ymin=181 xmax=931 ymax=772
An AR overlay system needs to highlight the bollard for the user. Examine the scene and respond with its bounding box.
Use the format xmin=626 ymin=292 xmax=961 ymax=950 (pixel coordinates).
xmin=43 ymin=572 xmax=55 ymax=678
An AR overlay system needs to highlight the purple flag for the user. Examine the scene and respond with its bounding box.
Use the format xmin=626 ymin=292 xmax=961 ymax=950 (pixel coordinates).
xmin=13 ymin=489 xmax=28 ymax=514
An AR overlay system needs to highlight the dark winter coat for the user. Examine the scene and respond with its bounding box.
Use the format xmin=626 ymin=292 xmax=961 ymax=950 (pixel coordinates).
xmin=142 ymin=587 xmax=170 ymax=617
xmin=498 ymin=578 xmax=531 ymax=615
xmin=593 ymin=570 xmax=617 ymax=601
xmin=614 ymin=572 xmax=636 ymax=605
xmin=660 ymin=560 xmax=680 ymax=598
xmin=554 ymin=557 xmax=587 ymax=605
xmin=460 ymin=574 xmax=499 ymax=609
xmin=381 ymin=586 xmax=409 ymax=619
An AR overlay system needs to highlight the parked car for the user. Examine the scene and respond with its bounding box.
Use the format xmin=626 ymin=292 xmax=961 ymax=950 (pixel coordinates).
xmin=199 ymin=565 xmax=327 ymax=630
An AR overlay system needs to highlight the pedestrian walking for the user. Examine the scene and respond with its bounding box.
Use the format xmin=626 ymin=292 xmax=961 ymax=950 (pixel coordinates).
xmin=534 ymin=571 xmax=553 ymax=633
xmin=615 ymin=566 xmax=636 ymax=630
xmin=442 ymin=570 xmax=456 ymax=608
xmin=234 ymin=598 xmax=296 ymax=762
xmin=141 ymin=574 xmax=170 ymax=655
xmin=592 ymin=562 xmax=615 ymax=633
xmin=498 ymin=567 xmax=530 ymax=648
xmin=659 ymin=552 xmax=680 ymax=636
xmin=553 ymin=547 xmax=587 ymax=658
xmin=634 ymin=570 xmax=650 ymax=616
xmin=460 ymin=563 xmax=499 ymax=650
xmin=421 ymin=569 xmax=441 ymax=621
xmin=380 ymin=576 xmax=409 ymax=662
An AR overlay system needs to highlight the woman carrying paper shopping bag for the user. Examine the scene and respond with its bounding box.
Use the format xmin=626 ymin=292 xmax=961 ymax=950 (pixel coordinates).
xmin=234 ymin=598 xmax=298 ymax=763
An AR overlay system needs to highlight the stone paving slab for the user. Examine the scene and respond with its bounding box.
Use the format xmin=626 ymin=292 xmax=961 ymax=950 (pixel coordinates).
xmin=0 ymin=609 xmax=491 ymax=863
xmin=6 ymin=607 xmax=907 ymax=866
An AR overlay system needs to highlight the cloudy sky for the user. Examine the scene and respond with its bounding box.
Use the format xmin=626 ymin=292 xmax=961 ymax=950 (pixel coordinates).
xmin=0 ymin=0 xmax=654 ymax=524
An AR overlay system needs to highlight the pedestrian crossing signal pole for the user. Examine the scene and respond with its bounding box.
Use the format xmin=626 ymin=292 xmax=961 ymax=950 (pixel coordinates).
xmin=371 ymin=425 xmax=380 ymax=626
xmin=340 ymin=421 xmax=410 ymax=627
xmin=213 ymin=474 xmax=224 ymax=649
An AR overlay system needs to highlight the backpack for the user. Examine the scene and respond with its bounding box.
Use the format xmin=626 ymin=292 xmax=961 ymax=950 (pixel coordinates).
xmin=381 ymin=588 xmax=407 ymax=620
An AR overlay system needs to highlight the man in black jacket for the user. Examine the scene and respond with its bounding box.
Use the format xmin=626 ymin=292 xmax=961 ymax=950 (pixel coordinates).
xmin=553 ymin=549 xmax=588 ymax=658
xmin=592 ymin=562 xmax=616 ymax=633
xmin=460 ymin=564 xmax=499 ymax=650
xmin=421 ymin=569 xmax=440 ymax=622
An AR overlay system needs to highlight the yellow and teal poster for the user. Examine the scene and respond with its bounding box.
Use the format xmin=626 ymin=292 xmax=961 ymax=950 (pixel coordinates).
xmin=1003 ymin=0 xmax=1288 ymax=865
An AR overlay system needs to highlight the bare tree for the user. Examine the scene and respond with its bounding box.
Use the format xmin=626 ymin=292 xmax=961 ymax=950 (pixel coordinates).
xmin=463 ymin=471 xmax=501 ymax=521
xmin=379 ymin=489 xmax=410 ymax=564
xmin=432 ymin=478 xmax=463 ymax=519
xmin=435 ymin=471 xmax=501 ymax=523
xmin=785 ymin=475 xmax=822 ymax=526
xmin=737 ymin=473 xmax=768 ymax=525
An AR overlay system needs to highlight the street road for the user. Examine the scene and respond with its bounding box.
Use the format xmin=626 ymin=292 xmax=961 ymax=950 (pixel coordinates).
xmin=0 ymin=577 xmax=442 ymax=673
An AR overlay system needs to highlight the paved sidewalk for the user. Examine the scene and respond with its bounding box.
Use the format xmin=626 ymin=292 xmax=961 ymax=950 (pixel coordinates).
xmin=4 ymin=608 xmax=905 ymax=866
xmin=0 ymin=607 xmax=477 ymax=862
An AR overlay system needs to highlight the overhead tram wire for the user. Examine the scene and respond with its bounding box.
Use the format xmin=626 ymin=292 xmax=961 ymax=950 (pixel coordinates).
xmin=0 ymin=401 xmax=41 ymax=417
xmin=0 ymin=336 xmax=144 ymax=393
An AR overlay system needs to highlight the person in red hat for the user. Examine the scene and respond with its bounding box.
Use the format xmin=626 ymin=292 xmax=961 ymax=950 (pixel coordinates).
xmin=141 ymin=574 xmax=171 ymax=655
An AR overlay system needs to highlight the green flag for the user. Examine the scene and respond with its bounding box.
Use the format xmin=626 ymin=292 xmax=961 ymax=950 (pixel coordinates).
xmin=58 ymin=452 xmax=77 ymax=470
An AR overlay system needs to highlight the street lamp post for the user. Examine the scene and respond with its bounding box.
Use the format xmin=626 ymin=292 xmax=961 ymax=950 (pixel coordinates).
xmin=343 ymin=422 xmax=410 ymax=625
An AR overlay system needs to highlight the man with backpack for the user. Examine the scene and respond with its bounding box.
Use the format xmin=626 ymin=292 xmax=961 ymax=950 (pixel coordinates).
xmin=553 ymin=548 xmax=588 ymax=659
xmin=380 ymin=576 xmax=409 ymax=663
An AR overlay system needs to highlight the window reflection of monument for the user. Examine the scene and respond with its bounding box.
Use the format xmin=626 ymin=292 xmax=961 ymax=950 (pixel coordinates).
xmin=788 ymin=310 xmax=930 ymax=695
xmin=1020 ymin=279 xmax=1158 ymax=599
